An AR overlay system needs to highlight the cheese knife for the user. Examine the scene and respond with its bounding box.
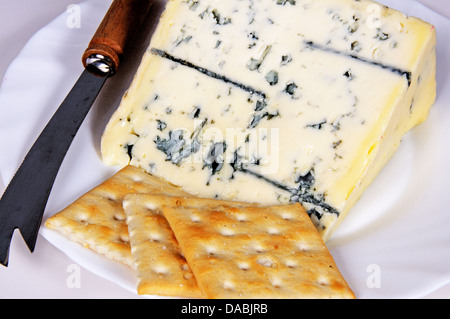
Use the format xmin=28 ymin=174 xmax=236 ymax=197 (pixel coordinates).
xmin=0 ymin=0 xmax=154 ymax=266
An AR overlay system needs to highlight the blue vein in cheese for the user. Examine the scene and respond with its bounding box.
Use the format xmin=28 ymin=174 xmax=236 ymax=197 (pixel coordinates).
xmin=231 ymin=162 xmax=341 ymax=217
xmin=150 ymin=48 xmax=267 ymax=98
xmin=304 ymin=41 xmax=412 ymax=86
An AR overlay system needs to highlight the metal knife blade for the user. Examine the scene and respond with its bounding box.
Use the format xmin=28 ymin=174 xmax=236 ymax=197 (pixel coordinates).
xmin=0 ymin=0 xmax=154 ymax=267
xmin=0 ymin=70 xmax=108 ymax=266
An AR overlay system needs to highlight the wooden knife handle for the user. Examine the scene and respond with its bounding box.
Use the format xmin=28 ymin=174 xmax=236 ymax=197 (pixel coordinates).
xmin=82 ymin=0 xmax=153 ymax=75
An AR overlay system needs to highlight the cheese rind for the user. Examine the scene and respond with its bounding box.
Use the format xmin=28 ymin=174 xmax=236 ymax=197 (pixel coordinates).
xmin=101 ymin=0 xmax=436 ymax=241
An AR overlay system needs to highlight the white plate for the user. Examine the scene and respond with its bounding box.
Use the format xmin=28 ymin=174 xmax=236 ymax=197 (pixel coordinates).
xmin=0 ymin=0 xmax=449 ymax=299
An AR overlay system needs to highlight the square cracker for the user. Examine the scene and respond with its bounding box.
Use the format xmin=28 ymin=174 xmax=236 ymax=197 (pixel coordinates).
xmin=123 ymin=194 xmax=204 ymax=298
xmin=142 ymin=194 xmax=355 ymax=299
xmin=44 ymin=165 xmax=189 ymax=268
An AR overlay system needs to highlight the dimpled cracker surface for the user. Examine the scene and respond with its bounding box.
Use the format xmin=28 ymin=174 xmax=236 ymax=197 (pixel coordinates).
xmin=123 ymin=194 xmax=203 ymax=298
xmin=144 ymin=194 xmax=355 ymax=299
xmin=44 ymin=165 xmax=189 ymax=268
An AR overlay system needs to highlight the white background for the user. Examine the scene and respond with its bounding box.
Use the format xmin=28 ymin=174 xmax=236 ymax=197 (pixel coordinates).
xmin=0 ymin=0 xmax=449 ymax=299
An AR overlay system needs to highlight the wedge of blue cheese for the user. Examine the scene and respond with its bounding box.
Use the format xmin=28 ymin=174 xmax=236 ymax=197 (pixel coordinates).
xmin=101 ymin=0 xmax=436 ymax=241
